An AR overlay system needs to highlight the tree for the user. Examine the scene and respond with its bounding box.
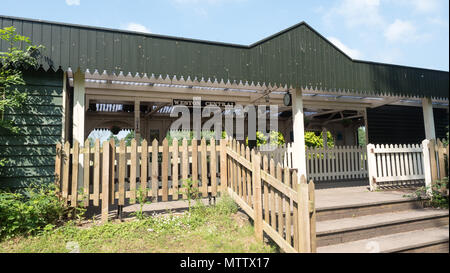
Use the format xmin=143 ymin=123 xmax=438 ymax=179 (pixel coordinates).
xmin=304 ymin=131 xmax=334 ymax=148
xmin=246 ymin=131 xmax=285 ymax=147
xmin=0 ymin=26 xmax=43 ymax=166
xmin=107 ymin=133 xmax=120 ymax=146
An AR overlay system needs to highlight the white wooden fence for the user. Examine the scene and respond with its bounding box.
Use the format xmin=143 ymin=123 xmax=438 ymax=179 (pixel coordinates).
xmin=367 ymin=143 xmax=425 ymax=191
xmin=367 ymin=139 xmax=449 ymax=192
xmin=258 ymin=144 xmax=368 ymax=182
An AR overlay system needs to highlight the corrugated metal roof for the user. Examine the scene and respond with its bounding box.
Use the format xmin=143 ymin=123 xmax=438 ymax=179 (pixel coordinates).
xmin=1 ymin=15 xmax=448 ymax=99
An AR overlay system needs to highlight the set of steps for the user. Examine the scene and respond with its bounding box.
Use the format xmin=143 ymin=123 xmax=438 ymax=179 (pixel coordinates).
xmin=316 ymin=198 xmax=449 ymax=253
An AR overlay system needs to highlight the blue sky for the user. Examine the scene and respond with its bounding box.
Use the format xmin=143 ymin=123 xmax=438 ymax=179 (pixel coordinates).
xmin=0 ymin=0 xmax=448 ymax=71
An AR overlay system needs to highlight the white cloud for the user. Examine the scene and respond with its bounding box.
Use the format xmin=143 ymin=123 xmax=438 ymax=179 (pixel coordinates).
xmin=65 ymin=0 xmax=80 ymax=6
xmin=124 ymin=23 xmax=151 ymax=33
xmin=324 ymin=0 xmax=385 ymax=28
xmin=384 ymin=19 xmax=419 ymax=43
xmin=405 ymin=0 xmax=439 ymax=13
xmin=327 ymin=37 xmax=363 ymax=59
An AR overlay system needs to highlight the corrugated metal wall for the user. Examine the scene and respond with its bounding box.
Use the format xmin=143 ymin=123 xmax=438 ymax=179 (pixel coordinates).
xmin=367 ymin=105 xmax=449 ymax=144
xmin=0 ymin=69 xmax=63 ymax=189
xmin=1 ymin=16 xmax=448 ymax=99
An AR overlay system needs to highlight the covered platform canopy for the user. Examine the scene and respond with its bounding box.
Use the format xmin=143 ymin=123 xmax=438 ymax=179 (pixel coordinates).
xmin=0 ymin=15 xmax=448 ymax=184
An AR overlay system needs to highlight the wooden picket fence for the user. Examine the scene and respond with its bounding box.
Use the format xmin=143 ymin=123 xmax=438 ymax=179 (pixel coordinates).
xmin=422 ymin=139 xmax=449 ymax=194
xmin=54 ymin=137 xmax=316 ymax=253
xmin=367 ymin=139 xmax=448 ymax=191
xmin=259 ymin=143 xmax=368 ymax=182
xmin=226 ymin=140 xmax=316 ymax=253
xmin=54 ymin=137 xmax=226 ymax=222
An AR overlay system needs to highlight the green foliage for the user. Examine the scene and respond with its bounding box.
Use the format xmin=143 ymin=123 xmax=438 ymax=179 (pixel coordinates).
xmin=0 ymin=184 xmax=66 ymax=239
xmin=0 ymin=193 xmax=275 ymax=253
xmin=245 ymin=131 xmax=285 ymax=146
xmin=107 ymin=133 xmax=120 ymax=146
xmin=1 ymin=27 xmax=43 ymax=165
xmin=358 ymin=127 xmax=366 ymax=147
xmin=305 ymin=131 xmax=334 ymax=148
xmin=130 ymin=188 xmax=152 ymax=220
xmin=180 ymin=178 xmax=200 ymax=212
xmin=408 ymin=177 xmax=448 ymax=209
xmin=66 ymin=189 xmax=88 ymax=225
xmin=124 ymin=130 xmax=142 ymax=146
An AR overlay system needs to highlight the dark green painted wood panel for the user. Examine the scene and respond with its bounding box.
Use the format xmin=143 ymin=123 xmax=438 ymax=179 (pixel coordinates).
xmin=0 ymin=176 xmax=54 ymax=189
xmin=4 ymin=105 xmax=62 ymax=116
xmin=1 ymin=156 xmax=55 ymax=167
xmin=1 ymin=146 xmax=56 ymax=156
xmin=1 ymin=115 xmax=62 ymax=126
xmin=367 ymin=106 xmax=449 ymax=144
xmin=0 ymin=166 xmax=55 ymax=178
xmin=0 ymin=125 xmax=62 ymax=137
xmin=1 ymin=15 xmax=447 ymax=99
xmin=0 ymin=69 xmax=63 ymax=189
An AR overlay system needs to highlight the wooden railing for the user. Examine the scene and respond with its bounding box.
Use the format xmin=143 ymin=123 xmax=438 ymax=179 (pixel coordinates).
xmin=54 ymin=137 xmax=316 ymax=253
xmin=226 ymin=140 xmax=316 ymax=253
xmin=259 ymin=143 xmax=368 ymax=182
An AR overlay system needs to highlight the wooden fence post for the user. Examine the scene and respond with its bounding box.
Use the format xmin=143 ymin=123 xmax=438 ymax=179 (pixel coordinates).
xmin=83 ymin=139 xmax=90 ymax=207
xmin=298 ymin=174 xmax=311 ymax=253
xmin=220 ymin=138 xmax=228 ymax=193
xmin=71 ymin=140 xmax=79 ymax=207
xmin=437 ymin=139 xmax=446 ymax=180
xmin=252 ymin=149 xmax=263 ymax=242
xmin=429 ymin=139 xmax=438 ymax=190
xmin=308 ymin=179 xmax=316 ymax=253
xmin=101 ymin=140 xmax=110 ymax=223
xmin=366 ymin=144 xmax=377 ymax=191
xmin=422 ymin=139 xmax=432 ymax=196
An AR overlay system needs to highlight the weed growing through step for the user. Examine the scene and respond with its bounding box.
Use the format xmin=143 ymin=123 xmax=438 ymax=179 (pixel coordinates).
xmin=405 ymin=177 xmax=449 ymax=209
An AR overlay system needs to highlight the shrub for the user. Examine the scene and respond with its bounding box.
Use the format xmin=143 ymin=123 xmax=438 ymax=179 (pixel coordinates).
xmin=0 ymin=184 xmax=66 ymax=239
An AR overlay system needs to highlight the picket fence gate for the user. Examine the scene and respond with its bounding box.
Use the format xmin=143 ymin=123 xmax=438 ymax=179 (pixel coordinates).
xmin=367 ymin=139 xmax=448 ymax=191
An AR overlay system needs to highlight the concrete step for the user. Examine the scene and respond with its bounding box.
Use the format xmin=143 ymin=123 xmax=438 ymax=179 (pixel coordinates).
xmin=317 ymin=226 xmax=449 ymax=253
xmin=317 ymin=209 xmax=449 ymax=247
xmin=317 ymin=198 xmax=425 ymax=221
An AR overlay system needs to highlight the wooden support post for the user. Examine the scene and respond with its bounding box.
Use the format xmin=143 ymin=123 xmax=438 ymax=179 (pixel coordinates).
xmin=422 ymin=97 xmax=436 ymax=140
xmin=363 ymin=108 xmax=369 ymax=146
xmin=252 ymin=149 xmax=263 ymax=242
xmin=135 ymin=99 xmax=141 ymax=141
xmin=422 ymin=139 xmax=432 ymax=196
xmin=291 ymin=88 xmax=307 ymax=179
xmin=101 ymin=140 xmax=110 ymax=223
xmin=366 ymin=144 xmax=377 ymax=191
xmin=73 ymin=69 xmax=85 ymax=192
xmin=322 ymin=127 xmax=327 ymax=148
xmin=298 ymin=174 xmax=311 ymax=253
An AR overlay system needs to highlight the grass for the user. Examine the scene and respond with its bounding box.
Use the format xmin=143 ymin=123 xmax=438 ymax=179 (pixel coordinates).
xmin=0 ymin=194 xmax=278 ymax=253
